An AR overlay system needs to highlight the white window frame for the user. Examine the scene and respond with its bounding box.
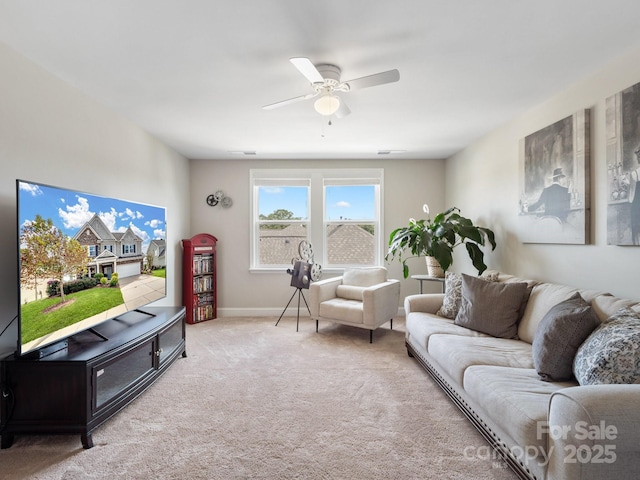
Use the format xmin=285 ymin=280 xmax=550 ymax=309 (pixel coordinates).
xmin=323 ymin=178 xmax=382 ymax=268
xmin=250 ymin=168 xmax=383 ymax=273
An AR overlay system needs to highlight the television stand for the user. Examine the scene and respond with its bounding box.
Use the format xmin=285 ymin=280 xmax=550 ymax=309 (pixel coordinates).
xmin=0 ymin=306 xmax=186 ymax=449
xmin=87 ymin=327 xmax=109 ymax=342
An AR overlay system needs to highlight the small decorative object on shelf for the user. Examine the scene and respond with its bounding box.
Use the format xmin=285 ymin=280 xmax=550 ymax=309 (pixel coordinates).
xmin=206 ymin=190 xmax=232 ymax=208
xmin=182 ymin=234 xmax=217 ymax=324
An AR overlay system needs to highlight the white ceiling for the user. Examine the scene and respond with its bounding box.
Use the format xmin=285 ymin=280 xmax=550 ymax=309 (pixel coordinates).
xmin=2 ymin=0 xmax=640 ymax=161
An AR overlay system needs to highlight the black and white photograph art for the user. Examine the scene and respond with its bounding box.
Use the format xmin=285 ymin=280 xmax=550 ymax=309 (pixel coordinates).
xmin=606 ymin=81 xmax=640 ymax=245
xmin=519 ymin=110 xmax=590 ymax=244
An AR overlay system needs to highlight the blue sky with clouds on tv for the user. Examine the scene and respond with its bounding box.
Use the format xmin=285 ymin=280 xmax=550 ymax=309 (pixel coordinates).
xmin=18 ymin=181 xmax=166 ymax=251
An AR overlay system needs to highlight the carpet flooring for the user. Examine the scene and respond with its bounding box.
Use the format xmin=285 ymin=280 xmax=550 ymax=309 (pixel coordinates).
xmin=0 ymin=316 xmax=517 ymax=479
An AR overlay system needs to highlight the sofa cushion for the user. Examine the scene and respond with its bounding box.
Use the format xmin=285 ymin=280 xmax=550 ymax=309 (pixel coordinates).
xmin=518 ymin=282 xmax=606 ymax=344
xmin=319 ymin=298 xmax=363 ymax=324
xmin=455 ymin=273 xmax=528 ymax=339
xmin=532 ymin=293 xmax=600 ymax=382
xmin=428 ymin=334 xmax=534 ymax=384
xmin=591 ymin=294 xmax=640 ymax=322
xmin=336 ymin=284 xmax=365 ymax=301
xmin=464 ymin=366 xmax=577 ymax=455
xmin=342 ymin=267 xmax=387 ymax=287
xmin=405 ymin=312 xmax=490 ymax=353
xmin=574 ymin=307 xmax=640 ymax=385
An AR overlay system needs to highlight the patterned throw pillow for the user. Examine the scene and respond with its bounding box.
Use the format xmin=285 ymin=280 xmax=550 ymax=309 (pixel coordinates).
xmin=436 ymin=272 xmax=462 ymax=319
xmin=573 ymin=307 xmax=640 ymax=385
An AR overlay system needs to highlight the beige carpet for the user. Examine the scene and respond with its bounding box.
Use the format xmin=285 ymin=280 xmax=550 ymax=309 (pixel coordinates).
xmin=1 ymin=316 xmax=517 ymax=479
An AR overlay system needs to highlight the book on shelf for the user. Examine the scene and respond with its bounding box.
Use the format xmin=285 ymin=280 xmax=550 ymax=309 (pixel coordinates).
xmin=193 ymin=304 xmax=214 ymax=322
xmin=193 ymin=254 xmax=214 ymax=275
xmin=193 ymin=275 xmax=214 ymax=293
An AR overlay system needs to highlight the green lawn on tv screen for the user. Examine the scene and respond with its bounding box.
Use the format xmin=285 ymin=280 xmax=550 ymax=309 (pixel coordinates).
xmin=152 ymin=268 xmax=166 ymax=278
xmin=21 ymin=287 xmax=125 ymax=344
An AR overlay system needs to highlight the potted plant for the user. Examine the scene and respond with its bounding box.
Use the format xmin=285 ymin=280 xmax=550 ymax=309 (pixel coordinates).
xmin=386 ymin=205 xmax=496 ymax=278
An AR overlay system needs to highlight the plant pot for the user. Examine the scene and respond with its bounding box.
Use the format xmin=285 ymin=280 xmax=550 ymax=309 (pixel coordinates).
xmin=425 ymin=256 xmax=445 ymax=278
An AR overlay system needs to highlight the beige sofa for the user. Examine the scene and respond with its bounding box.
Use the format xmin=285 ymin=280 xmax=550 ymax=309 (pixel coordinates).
xmin=404 ymin=271 xmax=640 ymax=480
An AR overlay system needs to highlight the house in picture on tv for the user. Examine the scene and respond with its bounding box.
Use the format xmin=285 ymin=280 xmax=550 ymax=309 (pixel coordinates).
xmin=72 ymin=213 xmax=145 ymax=280
xmin=147 ymin=239 xmax=166 ymax=269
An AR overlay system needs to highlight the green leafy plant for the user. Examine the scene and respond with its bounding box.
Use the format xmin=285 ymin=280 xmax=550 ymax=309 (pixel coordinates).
xmin=386 ymin=206 xmax=496 ymax=278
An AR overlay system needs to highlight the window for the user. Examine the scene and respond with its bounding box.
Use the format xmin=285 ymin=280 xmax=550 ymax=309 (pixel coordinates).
xmin=324 ymin=183 xmax=378 ymax=266
xmin=250 ymin=169 xmax=383 ymax=271
xmin=103 ymin=245 xmax=113 ymax=253
xmin=254 ymin=179 xmax=310 ymax=267
xmin=123 ymin=244 xmax=136 ymax=255
xmin=88 ymin=245 xmax=97 ymax=257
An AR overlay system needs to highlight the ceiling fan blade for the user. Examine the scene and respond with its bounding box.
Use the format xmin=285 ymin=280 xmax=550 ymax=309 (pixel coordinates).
xmin=335 ymin=99 xmax=351 ymax=119
xmin=345 ymin=69 xmax=400 ymax=91
xmin=262 ymin=92 xmax=318 ymax=110
xmin=290 ymin=57 xmax=324 ymax=84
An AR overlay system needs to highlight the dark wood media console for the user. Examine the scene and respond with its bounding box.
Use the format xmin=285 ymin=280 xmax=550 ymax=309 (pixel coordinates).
xmin=0 ymin=306 xmax=186 ymax=449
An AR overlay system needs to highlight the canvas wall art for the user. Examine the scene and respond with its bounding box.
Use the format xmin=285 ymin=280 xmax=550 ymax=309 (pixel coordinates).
xmin=606 ymin=82 xmax=640 ymax=245
xmin=518 ymin=109 xmax=590 ymax=244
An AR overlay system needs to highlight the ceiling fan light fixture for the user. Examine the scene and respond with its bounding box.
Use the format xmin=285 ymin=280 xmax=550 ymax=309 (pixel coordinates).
xmin=314 ymin=94 xmax=340 ymax=116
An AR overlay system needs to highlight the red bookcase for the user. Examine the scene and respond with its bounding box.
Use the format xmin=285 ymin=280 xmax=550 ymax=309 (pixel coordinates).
xmin=182 ymin=233 xmax=217 ymax=324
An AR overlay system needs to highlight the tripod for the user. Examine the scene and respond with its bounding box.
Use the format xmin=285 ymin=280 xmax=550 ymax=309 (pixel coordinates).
xmin=275 ymin=287 xmax=311 ymax=332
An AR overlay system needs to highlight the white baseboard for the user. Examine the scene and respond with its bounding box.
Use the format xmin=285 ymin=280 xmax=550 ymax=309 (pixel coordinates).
xmin=216 ymin=307 xmax=310 ymax=317
xmin=216 ymin=307 xmax=405 ymax=317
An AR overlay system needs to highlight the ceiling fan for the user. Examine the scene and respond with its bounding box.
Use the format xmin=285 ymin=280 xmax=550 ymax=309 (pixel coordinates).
xmin=262 ymin=57 xmax=400 ymax=118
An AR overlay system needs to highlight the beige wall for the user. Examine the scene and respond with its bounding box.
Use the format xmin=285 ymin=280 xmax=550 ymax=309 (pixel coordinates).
xmin=446 ymin=45 xmax=640 ymax=300
xmin=0 ymin=43 xmax=191 ymax=356
xmin=11 ymin=30 xmax=639 ymax=339
xmin=189 ymin=158 xmax=446 ymax=315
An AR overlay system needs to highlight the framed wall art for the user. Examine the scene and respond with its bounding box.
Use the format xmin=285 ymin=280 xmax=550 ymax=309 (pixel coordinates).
xmin=518 ymin=109 xmax=590 ymax=244
xmin=606 ymin=82 xmax=640 ymax=245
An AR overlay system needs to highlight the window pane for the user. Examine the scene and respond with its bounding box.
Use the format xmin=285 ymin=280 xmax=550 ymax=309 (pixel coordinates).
xmin=326 ymin=223 xmax=376 ymax=265
xmin=258 ymin=186 xmax=308 ymax=220
xmin=259 ymin=223 xmax=308 ymax=265
xmin=257 ymin=185 xmax=309 ymax=266
xmin=325 ymin=185 xmax=375 ymax=220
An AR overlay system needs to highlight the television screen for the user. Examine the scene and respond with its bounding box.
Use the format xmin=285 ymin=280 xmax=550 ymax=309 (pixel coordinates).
xmin=17 ymin=179 xmax=167 ymax=356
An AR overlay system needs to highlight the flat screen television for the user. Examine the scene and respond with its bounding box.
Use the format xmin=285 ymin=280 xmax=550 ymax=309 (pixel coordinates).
xmin=16 ymin=179 xmax=167 ymax=357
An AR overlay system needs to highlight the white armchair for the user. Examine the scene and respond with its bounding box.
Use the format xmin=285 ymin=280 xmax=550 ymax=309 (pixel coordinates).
xmin=309 ymin=267 xmax=400 ymax=343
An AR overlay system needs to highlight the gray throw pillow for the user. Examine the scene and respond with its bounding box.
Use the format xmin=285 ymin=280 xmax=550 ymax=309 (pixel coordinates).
xmin=454 ymin=273 xmax=528 ymax=339
xmin=437 ymin=271 xmax=500 ymax=319
xmin=573 ymin=307 xmax=640 ymax=385
xmin=532 ymin=293 xmax=600 ymax=382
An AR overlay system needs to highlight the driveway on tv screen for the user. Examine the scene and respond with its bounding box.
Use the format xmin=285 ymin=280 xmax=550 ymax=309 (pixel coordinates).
xmin=119 ymin=274 xmax=166 ymax=310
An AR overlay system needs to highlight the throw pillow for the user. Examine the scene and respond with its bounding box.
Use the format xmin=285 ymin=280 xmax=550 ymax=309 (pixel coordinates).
xmin=336 ymin=285 xmax=365 ymax=301
xmin=436 ymin=272 xmax=462 ymax=319
xmin=454 ymin=273 xmax=528 ymax=339
xmin=531 ymin=293 xmax=600 ymax=382
xmin=573 ymin=307 xmax=640 ymax=385
xmin=436 ymin=271 xmax=500 ymax=319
